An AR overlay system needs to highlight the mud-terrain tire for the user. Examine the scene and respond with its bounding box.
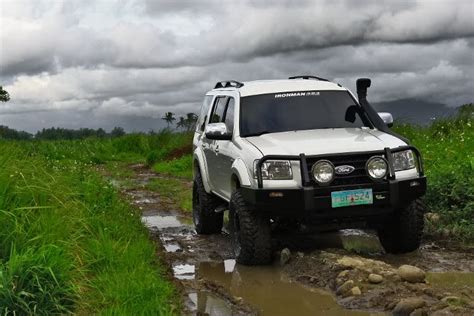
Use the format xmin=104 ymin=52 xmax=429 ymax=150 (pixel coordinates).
xmin=229 ymin=189 xmax=272 ymax=265
xmin=192 ymin=171 xmax=223 ymax=234
xmin=378 ymin=199 xmax=425 ymax=254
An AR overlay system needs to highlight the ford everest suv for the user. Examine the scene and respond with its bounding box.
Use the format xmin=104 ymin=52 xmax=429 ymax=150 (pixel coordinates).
xmin=192 ymin=76 xmax=426 ymax=265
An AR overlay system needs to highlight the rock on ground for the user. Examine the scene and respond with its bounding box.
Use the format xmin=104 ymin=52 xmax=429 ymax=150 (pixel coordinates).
xmin=336 ymin=280 xmax=354 ymax=296
xmin=440 ymin=296 xmax=461 ymax=305
xmin=368 ymin=273 xmax=383 ymax=284
xmin=350 ymin=286 xmax=362 ymax=296
xmin=337 ymin=256 xmax=365 ymax=269
xmin=397 ymin=265 xmax=426 ymax=283
xmin=280 ymin=248 xmax=291 ymax=265
xmin=393 ymin=298 xmax=426 ymax=315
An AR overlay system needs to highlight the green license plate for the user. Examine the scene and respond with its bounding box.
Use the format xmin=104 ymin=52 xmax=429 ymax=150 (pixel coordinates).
xmin=331 ymin=189 xmax=373 ymax=208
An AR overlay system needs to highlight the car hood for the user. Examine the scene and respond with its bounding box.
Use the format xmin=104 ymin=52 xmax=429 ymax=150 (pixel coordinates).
xmin=245 ymin=128 xmax=407 ymax=156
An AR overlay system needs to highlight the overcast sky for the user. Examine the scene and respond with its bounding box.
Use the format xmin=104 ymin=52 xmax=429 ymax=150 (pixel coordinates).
xmin=1 ymin=0 xmax=473 ymax=133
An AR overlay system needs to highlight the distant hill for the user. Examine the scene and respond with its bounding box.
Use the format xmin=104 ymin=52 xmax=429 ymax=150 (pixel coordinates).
xmin=372 ymin=99 xmax=457 ymax=125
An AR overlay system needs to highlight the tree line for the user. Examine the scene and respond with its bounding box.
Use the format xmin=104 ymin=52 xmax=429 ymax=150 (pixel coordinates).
xmin=0 ymin=126 xmax=128 ymax=140
xmin=1 ymin=85 xmax=199 ymax=140
xmin=162 ymin=112 xmax=198 ymax=131
xmin=0 ymin=112 xmax=199 ymax=141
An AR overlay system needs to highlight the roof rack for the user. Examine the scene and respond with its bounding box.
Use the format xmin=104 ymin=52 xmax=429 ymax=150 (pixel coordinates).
xmin=214 ymin=80 xmax=244 ymax=89
xmin=288 ymin=75 xmax=329 ymax=82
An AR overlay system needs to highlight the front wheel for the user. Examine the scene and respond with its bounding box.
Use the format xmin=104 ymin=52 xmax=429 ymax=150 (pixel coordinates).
xmin=378 ymin=199 xmax=426 ymax=253
xmin=192 ymin=172 xmax=223 ymax=234
xmin=229 ymin=190 xmax=272 ymax=265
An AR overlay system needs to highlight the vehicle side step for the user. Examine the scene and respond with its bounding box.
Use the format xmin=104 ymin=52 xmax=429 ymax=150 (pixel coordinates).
xmin=214 ymin=204 xmax=228 ymax=213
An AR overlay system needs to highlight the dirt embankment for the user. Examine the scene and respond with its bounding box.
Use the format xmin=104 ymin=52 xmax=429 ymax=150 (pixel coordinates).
xmin=113 ymin=164 xmax=474 ymax=316
xmin=284 ymin=246 xmax=474 ymax=315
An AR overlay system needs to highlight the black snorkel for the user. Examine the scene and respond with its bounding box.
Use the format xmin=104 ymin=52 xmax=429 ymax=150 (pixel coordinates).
xmin=356 ymin=78 xmax=409 ymax=143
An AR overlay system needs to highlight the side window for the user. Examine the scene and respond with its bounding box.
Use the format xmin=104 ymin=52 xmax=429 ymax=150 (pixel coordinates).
xmin=224 ymin=98 xmax=235 ymax=132
xmin=210 ymin=97 xmax=227 ymax=123
xmin=197 ymin=95 xmax=213 ymax=132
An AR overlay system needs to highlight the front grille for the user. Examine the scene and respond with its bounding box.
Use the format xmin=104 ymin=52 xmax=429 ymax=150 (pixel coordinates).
xmin=307 ymin=153 xmax=384 ymax=187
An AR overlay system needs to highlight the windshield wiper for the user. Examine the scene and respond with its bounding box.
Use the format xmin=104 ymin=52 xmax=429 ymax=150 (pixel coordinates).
xmin=243 ymin=131 xmax=272 ymax=137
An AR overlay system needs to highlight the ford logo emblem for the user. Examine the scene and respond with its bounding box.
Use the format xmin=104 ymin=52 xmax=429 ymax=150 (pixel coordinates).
xmin=335 ymin=165 xmax=355 ymax=175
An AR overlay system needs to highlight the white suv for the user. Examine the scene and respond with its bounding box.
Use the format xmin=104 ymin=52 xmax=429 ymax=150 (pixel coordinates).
xmin=192 ymin=76 xmax=426 ymax=265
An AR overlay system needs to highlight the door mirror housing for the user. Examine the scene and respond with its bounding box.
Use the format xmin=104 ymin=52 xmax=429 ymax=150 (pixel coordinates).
xmin=205 ymin=123 xmax=232 ymax=140
xmin=378 ymin=112 xmax=394 ymax=127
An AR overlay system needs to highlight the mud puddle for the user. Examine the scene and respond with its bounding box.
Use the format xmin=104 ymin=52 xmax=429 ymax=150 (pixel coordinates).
xmin=196 ymin=260 xmax=377 ymax=315
xmin=115 ymin=164 xmax=474 ymax=315
xmin=139 ymin=207 xmax=372 ymax=314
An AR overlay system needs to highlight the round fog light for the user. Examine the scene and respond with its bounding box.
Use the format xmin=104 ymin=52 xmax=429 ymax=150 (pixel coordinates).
xmin=367 ymin=157 xmax=388 ymax=179
xmin=312 ymin=160 xmax=335 ymax=185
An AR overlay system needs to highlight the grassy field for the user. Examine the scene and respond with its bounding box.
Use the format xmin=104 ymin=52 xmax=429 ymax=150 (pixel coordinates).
xmin=0 ymin=134 xmax=189 ymax=314
xmin=0 ymin=106 xmax=471 ymax=313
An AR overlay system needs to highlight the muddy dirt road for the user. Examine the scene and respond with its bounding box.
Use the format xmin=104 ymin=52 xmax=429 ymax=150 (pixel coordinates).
xmin=114 ymin=165 xmax=474 ymax=315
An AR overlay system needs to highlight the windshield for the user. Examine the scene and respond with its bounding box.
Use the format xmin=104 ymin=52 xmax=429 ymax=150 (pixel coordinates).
xmin=240 ymin=90 xmax=371 ymax=137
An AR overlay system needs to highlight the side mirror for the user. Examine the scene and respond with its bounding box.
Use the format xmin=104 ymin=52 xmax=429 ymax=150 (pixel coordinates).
xmin=205 ymin=123 xmax=232 ymax=140
xmin=378 ymin=112 xmax=394 ymax=127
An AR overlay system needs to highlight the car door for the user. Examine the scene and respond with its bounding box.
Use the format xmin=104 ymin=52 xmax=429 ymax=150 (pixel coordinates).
xmin=203 ymin=96 xmax=227 ymax=191
xmin=214 ymin=97 xmax=236 ymax=199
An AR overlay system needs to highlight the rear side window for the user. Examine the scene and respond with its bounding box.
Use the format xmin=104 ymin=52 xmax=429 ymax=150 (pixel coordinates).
xmin=224 ymin=98 xmax=235 ymax=132
xmin=196 ymin=95 xmax=213 ymax=132
xmin=210 ymin=97 xmax=227 ymax=123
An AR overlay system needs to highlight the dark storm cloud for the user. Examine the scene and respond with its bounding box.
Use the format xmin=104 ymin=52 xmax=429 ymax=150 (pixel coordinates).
xmin=0 ymin=0 xmax=473 ymax=132
xmin=3 ymin=0 xmax=474 ymax=73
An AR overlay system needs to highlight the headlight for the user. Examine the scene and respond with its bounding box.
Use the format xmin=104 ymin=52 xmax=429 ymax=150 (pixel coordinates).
xmin=367 ymin=156 xmax=388 ymax=179
xmin=311 ymin=160 xmax=335 ymax=185
xmin=392 ymin=150 xmax=416 ymax=171
xmin=253 ymin=160 xmax=293 ymax=180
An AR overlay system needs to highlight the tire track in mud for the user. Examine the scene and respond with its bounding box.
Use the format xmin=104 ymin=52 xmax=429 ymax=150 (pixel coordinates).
xmin=113 ymin=164 xmax=474 ymax=315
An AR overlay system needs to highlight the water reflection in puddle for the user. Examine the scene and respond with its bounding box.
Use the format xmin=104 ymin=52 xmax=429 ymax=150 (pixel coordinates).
xmin=197 ymin=261 xmax=372 ymax=316
xmin=188 ymin=292 xmax=233 ymax=315
xmin=173 ymin=263 xmax=195 ymax=280
xmin=163 ymin=243 xmax=181 ymax=253
xmin=134 ymin=197 xmax=159 ymax=204
xmin=141 ymin=215 xmax=183 ymax=230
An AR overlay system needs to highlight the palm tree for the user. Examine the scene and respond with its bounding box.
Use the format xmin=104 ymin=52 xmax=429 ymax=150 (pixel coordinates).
xmin=162 ymin=112 xmax=176 ymax=129
xmin=185 ymin=113 xmax=198 ymax=132
xmin=176 ymin=117 xmax=186 ymax=130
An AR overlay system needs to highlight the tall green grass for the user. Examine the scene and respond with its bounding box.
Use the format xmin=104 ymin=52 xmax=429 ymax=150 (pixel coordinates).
xmin=0 ymin=140 xmax=179 ymax=314
xmin=394 ymin=104 xmax=473 ymax=241
xmin=153 ymin=155 xmax=193 ymax=179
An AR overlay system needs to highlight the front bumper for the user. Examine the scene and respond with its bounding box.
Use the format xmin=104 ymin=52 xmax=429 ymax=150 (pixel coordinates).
xmin=240 ymin=176 xmax=426 ymax=219
xmin=248 ymin=145 xmax=426 ymax=220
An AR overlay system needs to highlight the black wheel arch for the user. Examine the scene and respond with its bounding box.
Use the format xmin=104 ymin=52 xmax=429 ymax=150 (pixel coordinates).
xmin=231 ymin=173 xmax=241 ymax=193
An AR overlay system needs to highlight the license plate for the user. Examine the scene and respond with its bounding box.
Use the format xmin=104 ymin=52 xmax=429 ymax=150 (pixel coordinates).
xmin=331 ymin=189 xmax=373 ymax=208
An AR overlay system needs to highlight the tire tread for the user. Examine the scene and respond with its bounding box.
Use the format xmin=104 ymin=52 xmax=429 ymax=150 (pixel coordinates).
xmin=230 ymin=190 xmax=272 ymax=265
xmin=379 ymin=199 xmax=425 ymax=253
xmin=193 ymin=172 xmax=223 ymax=234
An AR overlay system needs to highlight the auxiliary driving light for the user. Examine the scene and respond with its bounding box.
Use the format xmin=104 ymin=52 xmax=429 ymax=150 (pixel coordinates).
xmin=366 ymin=156 xmax=388 ymax=180
xmin=312 ymin=160 xmax=335 ymax=185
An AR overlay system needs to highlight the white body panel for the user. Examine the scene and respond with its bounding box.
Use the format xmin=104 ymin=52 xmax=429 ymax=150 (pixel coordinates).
xmin=245 ymin=128 xmax=407 ymax=156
